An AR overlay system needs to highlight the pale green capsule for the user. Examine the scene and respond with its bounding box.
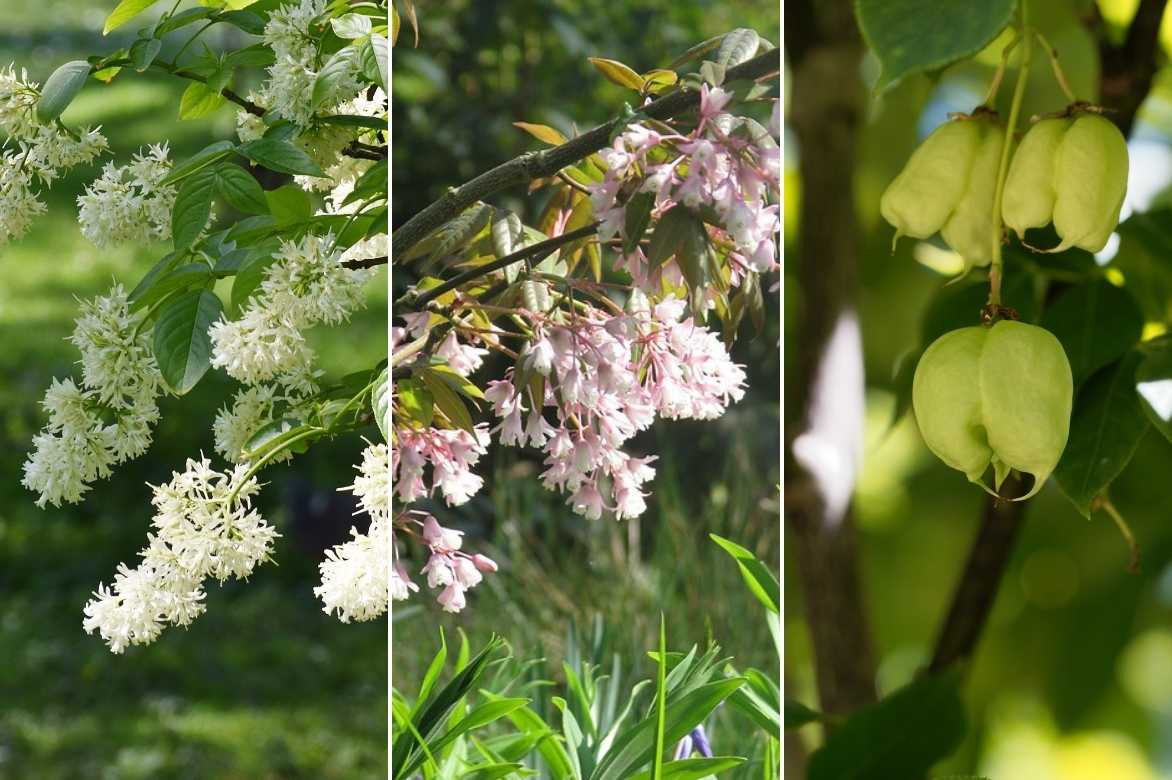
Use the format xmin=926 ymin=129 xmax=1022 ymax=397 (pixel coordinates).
xmin=1001 ymin=117 xmax=1072 ymax=239
xmin=1051 ymin=114 xmax=1129 ymax=253
xmin=880 ymin=119 xmax=983 ymax=245
xmin=912 ymin=327 xmax=992 ymax=481
xmin=940 ymin=122 xmax=1004 ymax=268
xmin=913 ymin=321 xmax=1073 ymax=499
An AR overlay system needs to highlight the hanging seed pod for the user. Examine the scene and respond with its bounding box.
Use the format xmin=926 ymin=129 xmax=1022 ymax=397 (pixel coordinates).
xmin=940 ymin=121 xmax=1005 ymax=268
xmin=913 ymin=320 xmax=1073 ymax=499
xmin=1002 ymin=117 xmax=1072 ymax=239
xmin=880 ymin=118 xmax=984 ymax=246
xmin=1050 ymin=113 xmax=1129 ymax=253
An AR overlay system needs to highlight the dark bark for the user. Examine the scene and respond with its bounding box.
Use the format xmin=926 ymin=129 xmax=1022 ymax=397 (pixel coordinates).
xmin=785 ymin=0 xmax=876 ymax=715
xmin=1096 ymin=0 xmax=1169 ymax=135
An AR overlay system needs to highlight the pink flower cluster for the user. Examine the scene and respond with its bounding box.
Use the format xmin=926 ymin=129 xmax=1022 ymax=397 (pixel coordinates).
xmin=393 ymin=424 xmax=490 ymax=506
xmin=391 ymin=511 xmax=498 ymax=613
xmin=590 ymin=86 xmax=781 ymax=292
xmin=484 ymin=296 xmax=745 ymax=521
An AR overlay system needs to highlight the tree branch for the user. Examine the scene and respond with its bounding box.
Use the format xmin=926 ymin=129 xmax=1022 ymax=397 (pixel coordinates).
xmin=1094 ymin=0 xmax=1168 ymax=134
xmin=97 ymin=58 xmax=266 ymax=116
xmin=342 ymin=255 xmax=387 ymax=269
xmin=928 ymin=477 xmax=1027 ymax=673
xmin=785 ymin=0 xmax=876 ymax=717
xmin=391 ymin=51 xmax=780 ymax=256
xmin=395 ymin=223 xmax=599 ymax=311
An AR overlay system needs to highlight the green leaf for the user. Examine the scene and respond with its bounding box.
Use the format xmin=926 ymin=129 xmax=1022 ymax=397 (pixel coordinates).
xmin=590 ymin=679 xmax=744 ymax=780
xmin=652 ymin=616 xmax=668 ymax=780
xmin=628 ymin=758 xmax=747 ymax=780
xmin=1054 ymin=352 xmax=1150 ymax=517
xmin=1040 ymin=280 xmax=1143 ymax=387
xmin=419 ymin=369 xmax=474 ymax=432
xmin=807 ymin=669 xmax=966 ymax=780
xmin=714 ymin=28 xmax=759 ymax=69
xmin=373 ymin=367 xmax=391 ymax=439
xmin=709 ymin=533 xmax=780 ymax=614
xmin=152 ymin=290 xmax=222 ymax=394
xmin=36 ymin=61 xmax=91 ymax=122
xmin=214 ymin=164 xmax=268 ymax=214
xmin=1136 ymin=338 xmax=1172 ymax=444
xmin=104 ymin=0 xmax=159 ymax=34
xmin=128 ymin=251 xmax=182 ymax=307
xmin=647 ymin=205 xmax=698 ymax=267
xmin=623 ymin=192 xmax=656 ymax=255
xmin=218 ymin=8 xmax=266 ymax=34
xmin=155 ymin=6 xmax=215 ymax=34
xmin=344 ymin=158 xmax=388 ymax=205
xmin=588 ymin=57 xmax=645 ymax=90
xmin=313 ymin=46 xmax=360 ymax=110
xmin=331 ymin=12 xmax=372 ymax=38
xmin=237 ymin=138 xmax=325 ymax=177
xmin=178 ymin=81 xmax=224 ymax=119
xmin=231 ymin=248 xmax=280 ymax=309
xmin=242 ymin=418 xmax=314 ymax=461
xmin=855 ymin=0 xmax=1018 ymax=93
xmin=396 ymin=377 xmax=434 ymax=429
xmin=362 ymin=33 xmax=389 ymax=91
xmin=784 ymin=699 xmax=822 ymax=730
xmin=423 ymin=203 xmax=493 ymax=265
xmin=491 ymin=209 xmax=525 ymax=283
xmin=130 ymin=264 xmax=212 ymax=312
xmin=162 ymin=140 xmax=236 ymax=186
xmin=130 ymin=38 xmax=163 ymax=72
xmin=265 ymin=183 xmax=313 ymax=224
xmin=171 ymin=168 xmax=217 ymax=251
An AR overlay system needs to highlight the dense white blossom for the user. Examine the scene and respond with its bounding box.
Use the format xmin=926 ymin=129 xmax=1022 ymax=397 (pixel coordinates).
xmin=0 ymin=65 xmax=107 ymax=246
xmin=209 ymin=232 xmax=372 ymax=386
xmin=83 ymin=458 xmax=278 ymax=653
xmin=315 ymin=444 xmax=391 ymax=622
xmin=23 ymin=286 xmax=162 ymax=507
xmin=77 ymin=144 xmax=175 ymax=247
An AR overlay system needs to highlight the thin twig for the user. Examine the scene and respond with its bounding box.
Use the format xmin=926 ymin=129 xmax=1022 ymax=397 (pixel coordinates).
xmin=342 ymin=255 xmax=388 ymax=269
xmin=396 ymin=223 xmax=600 ymax=311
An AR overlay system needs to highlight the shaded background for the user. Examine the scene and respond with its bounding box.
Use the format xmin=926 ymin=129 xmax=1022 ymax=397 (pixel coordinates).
xmin=391 ymin=0 xmax=781 ymax=767
xmin=0 ymin=2 xmax=388 ymax=777
xmin=786 ymin=0 xmax=1172 ymax=777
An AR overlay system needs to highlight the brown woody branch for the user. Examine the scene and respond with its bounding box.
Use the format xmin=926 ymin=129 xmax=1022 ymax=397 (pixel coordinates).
xmin=391 ymin=50 xmax=780 ymax=256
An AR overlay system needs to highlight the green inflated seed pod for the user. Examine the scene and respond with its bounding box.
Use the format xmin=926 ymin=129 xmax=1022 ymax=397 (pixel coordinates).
xmin=1051 ymin=113 xmax=1129 ymax=253
xmin=940 ymin=120 xmax=1004 ymax=268
xmin=913 ymin=321 xmax=1073 ymax=500
xmin=979 ymin=321 xmax=1073 ymax=499
xmin=1002 ymin=117 xmax=1072 ymax=239
xmin=880 ymin=119 xmax=983 ymax=246
xmin=911 ymin=326 xmax=992 ymax=480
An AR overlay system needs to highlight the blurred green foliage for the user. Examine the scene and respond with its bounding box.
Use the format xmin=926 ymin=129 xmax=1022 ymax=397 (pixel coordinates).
xmin=391 ymin=0 xmax=781 ymax=769
xmin=786 ymin=1 xmax=1172 ymax=777
xmin=0 ymin=3 xmax=387 ymax=777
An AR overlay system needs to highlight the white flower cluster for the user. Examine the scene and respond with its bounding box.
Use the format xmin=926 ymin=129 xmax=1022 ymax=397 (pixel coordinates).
xmin=83 ymin=458 xmax=278 ymax=653
xmin=260 ymin=0 xmax=361 ymax=126
xmin=315 ymin=443 xmax=390 ymax=622
xmin=23 ymin=286 xmax=162 ymax=507
xmin=77 ymin=143 xmax=175 ymax=247
xmin=209 ymin=232 xmax=372 ymax=387
xmin=0 ymin=65 xmax=107 ymax=247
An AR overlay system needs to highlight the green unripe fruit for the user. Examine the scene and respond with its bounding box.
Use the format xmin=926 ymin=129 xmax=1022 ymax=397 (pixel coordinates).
xmin=880 ymin=119 xmax=983 ymax=243
xmin=1001 ymin=112 xmax=1128 ymax=253
xmin=913 ymin=321 xmax=1073 ymax=499
xmin=1002 ymin=117 xmax=1072 ymax=238
xmin=1051 ymin=114 xmax=1129 ymax=253
xmin=940 ymin=123 xmax=1004 ymax=268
